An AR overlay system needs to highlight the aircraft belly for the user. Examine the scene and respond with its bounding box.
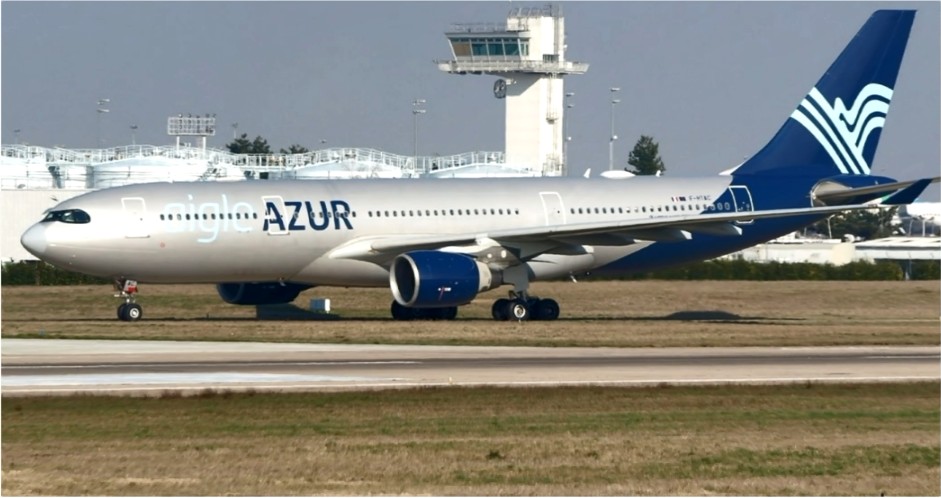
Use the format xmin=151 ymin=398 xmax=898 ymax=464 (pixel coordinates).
xmin=115 ymin=231 xmax=329 ymax=283
xmin=292 ymin=258 xmax=389 ymax=287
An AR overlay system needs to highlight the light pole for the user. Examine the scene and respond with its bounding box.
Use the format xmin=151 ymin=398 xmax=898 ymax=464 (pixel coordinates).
xmin=608 ymin=87 xmax=620 ymax=171
xmin=96 ymin=98 xmax=110 ymax=148
xmin=130 ymin=125 xmax=138 ymax=146
xmin=563 ymin=92 xmax=574 ymax=173
xmin=13 ymin=129 xmax=21 ymax=144
xmin=412 ymin=99 xmax=426 ymax=169
xmin=231 ymin=122 xmax=239 ymax=139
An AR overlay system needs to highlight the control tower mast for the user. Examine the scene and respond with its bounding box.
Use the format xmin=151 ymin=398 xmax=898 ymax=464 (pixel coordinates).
xmin=437 ymin=4 xmax=588 ymax=176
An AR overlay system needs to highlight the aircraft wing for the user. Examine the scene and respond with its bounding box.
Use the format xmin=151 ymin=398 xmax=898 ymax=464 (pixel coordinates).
xmin=327 ymin=202 xmax=885 ymax=264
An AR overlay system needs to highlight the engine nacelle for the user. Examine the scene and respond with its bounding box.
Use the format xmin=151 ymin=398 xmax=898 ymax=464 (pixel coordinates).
xmin=390 ymin=251 xmax=492 ymax=308
xmin=216 ymin=282 xmax=310 ymax=305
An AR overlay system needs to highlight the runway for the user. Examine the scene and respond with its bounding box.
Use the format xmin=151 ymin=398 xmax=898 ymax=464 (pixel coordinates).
xmin=2 ymin=339 xmax=938 ymax=396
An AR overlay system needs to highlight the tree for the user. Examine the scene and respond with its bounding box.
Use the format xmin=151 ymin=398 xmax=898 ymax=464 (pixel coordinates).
xmin=809 ymin=207 xmax=899 ymax=240
xmin=280 ymin=144 xmax=309 ymax=154
xmin=226 ymin=133 xmax=272 ymax=154
xmin=626 ymin=135 xmax=666 ymax=176
xmin=250 ymin=136 xmax=271 ymax=154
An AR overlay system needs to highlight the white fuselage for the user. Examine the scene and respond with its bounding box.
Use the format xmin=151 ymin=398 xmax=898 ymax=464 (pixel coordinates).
xmin=22 ymin=176 xmax=742 ymax=287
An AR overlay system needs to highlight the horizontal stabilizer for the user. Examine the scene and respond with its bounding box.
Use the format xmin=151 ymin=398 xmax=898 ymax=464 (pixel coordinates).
xmin=881 ymin=178 xmax=934 ymax=205
xmin=815 ymin=176 xmax=940 ymax=204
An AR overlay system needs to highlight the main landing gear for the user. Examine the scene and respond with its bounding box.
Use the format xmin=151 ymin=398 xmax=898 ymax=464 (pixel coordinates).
xmin=489 ymin=266 xmax=560 ymax=321
xmin=115 ymin=279 xmax=142 ymax=322
xmin=491 ymin=292 xmax=560 ymax=321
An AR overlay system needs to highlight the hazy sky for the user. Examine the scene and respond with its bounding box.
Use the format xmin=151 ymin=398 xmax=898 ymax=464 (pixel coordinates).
xmin=2 ymin=1 xmax=939 ymax=196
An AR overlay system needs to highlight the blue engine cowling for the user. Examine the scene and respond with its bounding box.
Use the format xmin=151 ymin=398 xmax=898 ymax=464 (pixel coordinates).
xmin=216 ymin=282 xmax=310 ymax=305
xmin=390 ymin=251 xmax=492 ymax=308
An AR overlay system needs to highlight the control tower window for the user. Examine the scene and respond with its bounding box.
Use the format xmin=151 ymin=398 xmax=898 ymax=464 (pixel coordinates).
xmin=452 ymin=37 xmax=527 ymax=58
xmin=451 ymin=41 xmax=471 ymax=57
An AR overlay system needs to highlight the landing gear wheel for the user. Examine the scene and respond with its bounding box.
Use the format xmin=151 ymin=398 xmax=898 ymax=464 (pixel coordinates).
xmin=114 ymin=279 xmax=142 ymax=322
xmin=507 ymin=300 xmax=530 ymax=321
xmin=118 ymin=303 xmax=142 ymax=322
xmin=124 ymin=303 xmax=142 ymax=321
xmin=532 ymin=298 xmax=560 ymax=321
xmin=492 ymin=298 xmax=510 ymax=321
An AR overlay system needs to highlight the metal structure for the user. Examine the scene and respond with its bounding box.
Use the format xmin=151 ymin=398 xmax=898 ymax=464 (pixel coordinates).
xmin=167 ymin=114 xmax=216 ymax=149
xmin=436 ymin=4 xmax=588 ymax=176
xmin=0 ymin=143 xmax=527 ymax=191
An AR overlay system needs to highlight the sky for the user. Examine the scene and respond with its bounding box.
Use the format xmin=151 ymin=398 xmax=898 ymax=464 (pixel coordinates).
xmin=2 ymin=1 xmax=939 ymax=198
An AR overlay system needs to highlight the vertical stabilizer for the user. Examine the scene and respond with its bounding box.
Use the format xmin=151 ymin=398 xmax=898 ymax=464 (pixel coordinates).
xmin=735 ymin=10 xmax=915 ymax=177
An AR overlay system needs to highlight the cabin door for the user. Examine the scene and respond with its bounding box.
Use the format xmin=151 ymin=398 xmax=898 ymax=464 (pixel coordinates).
xmin=539 ymin=192 xmax=566 ymax=226
xmin=121 ymin=197 xmax=149 ymax=239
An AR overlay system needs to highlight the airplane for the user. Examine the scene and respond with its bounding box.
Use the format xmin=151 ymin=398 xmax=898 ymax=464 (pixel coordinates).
xmin=20 ymin=10 xmax=938 ymax=322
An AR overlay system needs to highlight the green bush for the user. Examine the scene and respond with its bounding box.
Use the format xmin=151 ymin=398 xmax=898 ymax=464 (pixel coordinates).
xmin=1 ymin=261 xmax=109 ymax=286
xmin=614 ymin=258 xmax=932 ymax=281
xmin=2 ymin=258 xmax=936 ymax=286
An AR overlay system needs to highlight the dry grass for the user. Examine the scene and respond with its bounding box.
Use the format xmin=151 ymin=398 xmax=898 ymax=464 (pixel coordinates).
xmin=2 ymin=281 xmax=938 ymax=347
xmin=2 ymin=383 xmax=938 ymax=495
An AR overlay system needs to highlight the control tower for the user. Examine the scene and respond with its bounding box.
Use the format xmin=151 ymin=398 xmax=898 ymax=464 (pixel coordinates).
xmin=437 ymin=4 xmax=588 ymax=176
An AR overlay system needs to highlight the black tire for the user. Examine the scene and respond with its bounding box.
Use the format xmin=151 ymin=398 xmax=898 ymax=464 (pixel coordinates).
xmin=124 ymin=303 xmax=143 ymax=322
xmin=506 ymin=299 xmax=530 ymax=321
xmin=492 ymin=298 xmax=510 ymax=321
xmin=117 ymin=303 xmax=128 ymax=321
xmin=533 ymin=298 xmax=560 ymax=321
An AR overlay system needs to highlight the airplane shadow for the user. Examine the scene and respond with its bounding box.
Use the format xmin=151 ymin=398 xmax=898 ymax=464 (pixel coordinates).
xmin=6 ymin=308 xmax=800 ymax=323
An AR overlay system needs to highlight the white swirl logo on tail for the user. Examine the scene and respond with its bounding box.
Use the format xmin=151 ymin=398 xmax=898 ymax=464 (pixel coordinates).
xmin=790 ymin=83 xmax=893 ymax=175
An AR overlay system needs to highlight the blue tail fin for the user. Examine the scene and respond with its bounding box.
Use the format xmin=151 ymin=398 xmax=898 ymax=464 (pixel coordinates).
xmin=735 ymin=10 xmax=915 ymax=177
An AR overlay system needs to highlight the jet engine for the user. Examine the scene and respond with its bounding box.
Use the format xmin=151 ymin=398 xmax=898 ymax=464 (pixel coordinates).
xmin=390 ymin=251 xmax=492 ymax=308
xmin=216 ymin=282 xmax=310 ymax=305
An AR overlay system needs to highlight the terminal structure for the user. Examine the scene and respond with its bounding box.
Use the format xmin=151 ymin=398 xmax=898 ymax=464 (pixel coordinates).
xmin=437 ymin=4 xmax=588 ymax=176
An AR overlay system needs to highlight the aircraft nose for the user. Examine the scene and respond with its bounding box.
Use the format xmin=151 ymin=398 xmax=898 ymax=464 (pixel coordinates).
xmin=20 ymin=223 xmax=48 ymax=258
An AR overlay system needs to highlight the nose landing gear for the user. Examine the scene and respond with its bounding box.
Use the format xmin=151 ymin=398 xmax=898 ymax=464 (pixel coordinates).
xmin=115 ymin=279 xmax=142 ymax=322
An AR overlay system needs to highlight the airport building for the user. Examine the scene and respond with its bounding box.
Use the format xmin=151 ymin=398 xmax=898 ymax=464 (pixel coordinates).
xmin=1 ymin=6 xmax=588 ymax=261
xmin=1 ymin=6 xmax=581 ymax=189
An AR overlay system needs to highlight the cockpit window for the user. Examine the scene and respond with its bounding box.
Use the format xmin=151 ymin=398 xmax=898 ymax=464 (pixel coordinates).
xmin=42 ymin=209 xmax=91 ymax=224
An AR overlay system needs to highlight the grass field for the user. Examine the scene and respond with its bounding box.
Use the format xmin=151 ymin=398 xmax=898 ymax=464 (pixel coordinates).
xmin=4 ymin=281 xmax=938 ymax=495
xmin=2 ymin=281 xmax=938 ymax=347
xmin=2 ymin=383 xmax=938 ymax=495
